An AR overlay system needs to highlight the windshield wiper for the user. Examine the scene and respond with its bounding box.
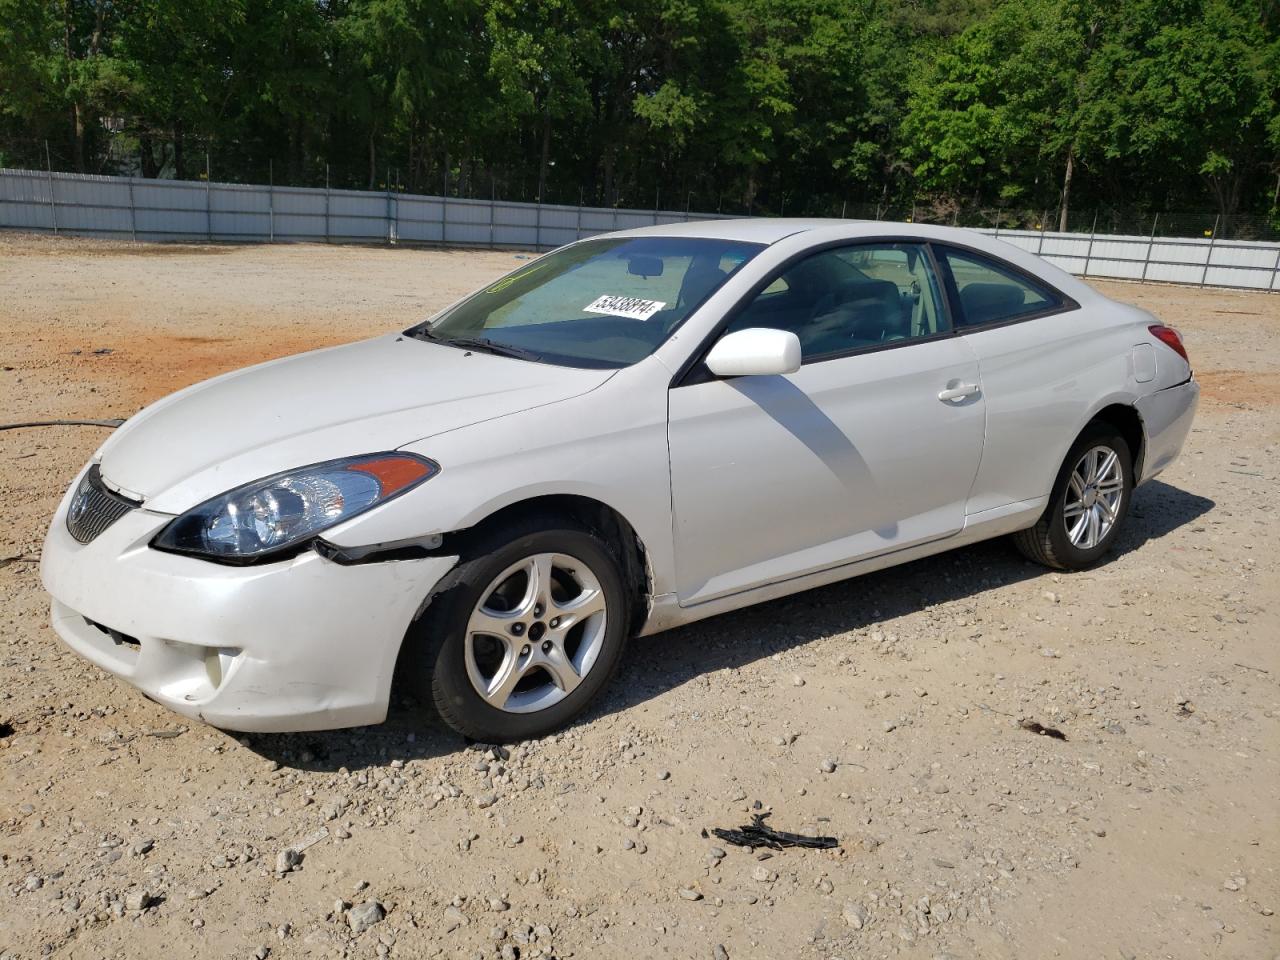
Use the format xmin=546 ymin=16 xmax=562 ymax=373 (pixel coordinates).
xmin=409 ymin=328 xmax=540 ymax=362
xmin=445 ymin=336 xmax=541 ymax=361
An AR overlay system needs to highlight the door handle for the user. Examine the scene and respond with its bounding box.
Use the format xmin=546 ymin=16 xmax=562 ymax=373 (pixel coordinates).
xmin=937 ymin=382 xmax=981 ymax=402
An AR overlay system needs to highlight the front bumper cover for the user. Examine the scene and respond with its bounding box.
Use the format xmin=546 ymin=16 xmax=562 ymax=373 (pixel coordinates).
xmin=41 ymin=468 xmax=457 ymax=732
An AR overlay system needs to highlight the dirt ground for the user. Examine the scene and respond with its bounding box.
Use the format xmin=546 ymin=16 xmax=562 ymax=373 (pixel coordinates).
xmin=1 ymin=234 xmax=1277 ymax=960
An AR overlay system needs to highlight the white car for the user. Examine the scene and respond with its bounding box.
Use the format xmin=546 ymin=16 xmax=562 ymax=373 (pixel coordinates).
xmin=41 ymin=220 xmax=1199 ymax=741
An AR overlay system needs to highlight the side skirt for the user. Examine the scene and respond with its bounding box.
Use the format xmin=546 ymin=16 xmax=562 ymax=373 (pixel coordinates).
xmin=637 ymin=497 xmax=1046 ymax=637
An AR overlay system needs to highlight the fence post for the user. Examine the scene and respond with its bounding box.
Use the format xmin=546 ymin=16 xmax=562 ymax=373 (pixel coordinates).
xmin=1036 ymin=210 xmax=1047 ymax=255
xmin=1082 ymin=211 xmax=1099 ymax=278
xmin=685 ymin=191 xmax=692 ymax=222
xmin=267 ymin=160 xmax=274 ymax=243
xmin=1139 ymin=213 xmax=1158 ymax=283
xmin=324 ymin=164 xmax=331 ymax=243
xmin=577 ymin=189 xmax=584 ymax=239
xmin=1270 ymin=244 xmax=1280 ymax=292
xmin=489 ymin=180 xmax=496 ymax=249
xmin=44 ymin=141 xmax=58 ymax=236
xmin=993 ymin=210 xmax=1000 ymax=238
xmin=127 ymin=176 xmax=137 ymax=242
xmin=205 ymin=153 xmax=212 ymax=241
xmin=1200 ymin=214 xmax=1220 ymax=287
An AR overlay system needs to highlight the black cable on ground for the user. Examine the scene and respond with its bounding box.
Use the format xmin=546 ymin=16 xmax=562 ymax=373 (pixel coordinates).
xmin=0 ymin=419 xmax=125 ymax=432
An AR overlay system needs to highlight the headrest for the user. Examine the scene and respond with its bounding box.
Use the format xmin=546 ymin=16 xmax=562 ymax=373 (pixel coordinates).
xmin=959 ymin=282 xmax=1025 ymax=323
xmin=678 ymin=262 xmax=727 ymax=308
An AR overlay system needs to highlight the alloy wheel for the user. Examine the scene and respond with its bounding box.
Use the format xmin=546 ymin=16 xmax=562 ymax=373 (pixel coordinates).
xmin=464 ymin=552 xmax=608 ymax=714
xmin=1063 ymin=444 xmax=1125 ymax=549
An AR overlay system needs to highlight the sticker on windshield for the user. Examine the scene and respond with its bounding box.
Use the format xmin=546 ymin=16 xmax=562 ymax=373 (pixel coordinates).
xmin=583 ymin=295 xmax=667 ymax=321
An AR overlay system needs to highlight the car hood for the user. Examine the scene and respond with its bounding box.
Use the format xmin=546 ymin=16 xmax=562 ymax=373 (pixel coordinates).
xmin=97 ymin=334 xmax=613 ymax=512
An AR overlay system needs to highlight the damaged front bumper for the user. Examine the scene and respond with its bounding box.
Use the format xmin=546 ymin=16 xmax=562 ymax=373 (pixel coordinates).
xmin=41 ymin=476 xmax=457 ymax=732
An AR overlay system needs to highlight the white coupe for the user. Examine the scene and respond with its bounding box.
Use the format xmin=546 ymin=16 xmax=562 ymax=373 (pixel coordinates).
xmin=41 ymin=220 xmax=1199 ymax=741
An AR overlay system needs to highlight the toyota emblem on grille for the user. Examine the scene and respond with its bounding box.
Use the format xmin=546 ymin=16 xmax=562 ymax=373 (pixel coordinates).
xmin=68 ymin=473 xmax=95 ymax=527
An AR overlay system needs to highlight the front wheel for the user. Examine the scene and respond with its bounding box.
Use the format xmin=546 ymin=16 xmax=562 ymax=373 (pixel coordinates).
xmin=1013 ymin=423 xmax=1134 ymax=570
xmin=415 ymin=515 xmax=630 ymax=741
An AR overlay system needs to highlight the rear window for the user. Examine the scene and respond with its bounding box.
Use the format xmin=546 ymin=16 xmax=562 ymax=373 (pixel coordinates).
xmin=939 ymin=247 xmax=1062 ymax=327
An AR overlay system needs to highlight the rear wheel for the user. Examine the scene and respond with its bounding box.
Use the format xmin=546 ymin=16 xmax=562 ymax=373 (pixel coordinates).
xmin=414 ymin=514 xmax=630 ymax=741
xmin=1013 ymin=422 xmax=1134 ymax=570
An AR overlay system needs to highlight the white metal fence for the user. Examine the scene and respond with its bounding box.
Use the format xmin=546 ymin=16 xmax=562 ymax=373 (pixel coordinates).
xmin=981 ymin=227 xmax=1280 ymax=292
xmin=0 ymin=167 xmax=714 ymax=250
xmin=2 ymin=168 xmax=1277 ymax=291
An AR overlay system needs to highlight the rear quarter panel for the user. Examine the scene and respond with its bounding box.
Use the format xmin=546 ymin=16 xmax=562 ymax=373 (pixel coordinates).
xmin=964 ymin=303 xmax=1147 ymax=515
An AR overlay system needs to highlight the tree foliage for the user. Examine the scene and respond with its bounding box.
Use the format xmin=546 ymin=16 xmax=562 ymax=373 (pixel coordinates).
xmin=0 ymin=0 xmax=1275 ymax=221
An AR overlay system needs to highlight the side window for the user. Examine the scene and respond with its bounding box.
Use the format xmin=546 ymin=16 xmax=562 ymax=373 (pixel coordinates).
xmin=726 ymin=242 xmax=948 ymax=361
xmin=939 ymin=247 xmax=1060 ymax=327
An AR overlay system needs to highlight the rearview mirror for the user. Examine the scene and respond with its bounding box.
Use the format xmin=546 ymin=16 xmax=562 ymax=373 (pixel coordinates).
xmin=626 ymin=255 xmax=664 ymax=278
xmin=704 ymin=328 xmax=802 ymax=378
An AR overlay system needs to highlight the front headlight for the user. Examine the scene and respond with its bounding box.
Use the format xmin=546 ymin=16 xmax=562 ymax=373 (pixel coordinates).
xmin=152 ymin=453 xmax=438 ymax=563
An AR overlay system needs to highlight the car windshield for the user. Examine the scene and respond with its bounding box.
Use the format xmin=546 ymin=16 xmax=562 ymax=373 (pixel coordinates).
xmin=408 ymin=236 xmax=764 ymax=368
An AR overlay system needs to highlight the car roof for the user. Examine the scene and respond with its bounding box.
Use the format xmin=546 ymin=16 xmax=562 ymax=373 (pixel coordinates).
xmin=609 ymin=217 xmax=1006 ymax=248
xmin=602 ymin=217 xmax=1099 ymax=303
xmin=607 ymin=217 xmax=847 ymax=245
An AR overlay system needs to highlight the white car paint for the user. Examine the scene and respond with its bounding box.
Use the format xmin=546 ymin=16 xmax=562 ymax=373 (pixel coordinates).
xmin=40 ymin=219 xmax=1199 ymax=732
xmin=669 ymin=332 xmax=986 ymax=603
xmin=96 ymin=334 xmax=614 ymax=510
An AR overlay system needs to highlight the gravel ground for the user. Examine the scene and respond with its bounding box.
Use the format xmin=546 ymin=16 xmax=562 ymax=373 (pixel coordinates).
xmin=1 ymin=235 xmax=1277 ymax=960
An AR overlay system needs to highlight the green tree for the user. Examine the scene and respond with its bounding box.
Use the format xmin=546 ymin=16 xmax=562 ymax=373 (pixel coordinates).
xmin=486 ymin=0 xmax=597 ymax=200
xmin=1080 ymin=0 xmax=1280 ymax=219
xmin=902 ymin=0 xmax=1113 ymax=228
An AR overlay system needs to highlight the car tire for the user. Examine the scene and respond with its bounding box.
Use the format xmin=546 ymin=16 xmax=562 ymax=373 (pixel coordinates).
xmin=1013 ymin=421 xmax=1134 ymax=571
xmin=413 ymin=513 xmax=631 ymax=742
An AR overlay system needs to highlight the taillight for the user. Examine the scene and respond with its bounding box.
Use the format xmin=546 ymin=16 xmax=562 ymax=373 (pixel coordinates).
xmin=1148 ymin=324 xmax=1189 ymax=364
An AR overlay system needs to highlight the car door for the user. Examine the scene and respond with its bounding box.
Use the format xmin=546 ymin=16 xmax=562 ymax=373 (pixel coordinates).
xmin=931 ymin=244 xmax=1093 ymax=516
xmin=667 ymin=241 xmax=987 ymax=605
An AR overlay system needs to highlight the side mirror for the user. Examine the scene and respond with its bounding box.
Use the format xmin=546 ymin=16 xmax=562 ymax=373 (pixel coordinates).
xmin=704 ymin=327 xmax=802 ymax=378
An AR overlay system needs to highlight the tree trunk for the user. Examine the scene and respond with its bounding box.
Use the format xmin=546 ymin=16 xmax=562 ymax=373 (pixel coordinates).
xmin=537 ymin=101 xmax=551 ymax=202
xmin=1058 ymin=145 xmax=1075 ymax=232
xmin=406 ymin=122 xmax=416 ymax=193
xmin=602 ymin=149 xmax=615 ymax=205
xmin=459 ymin=140 xmax=472 ymax=198
xmin=173 ymin=124 xmax=184 ymax=180
xmin=367 ymin=134 xmax=377 ymax=190
xmin=71 ymin=103 xmax=86 ymax=172
xmin=286 ymin=120 xmax=300 ymax=184
xmin=415 ymin=127 xmax=430 ymax=194
xmin=1207 ymin=171 xmax=1242 ymax=220
xmin=139 ymin=134 xmax=159 ymax=178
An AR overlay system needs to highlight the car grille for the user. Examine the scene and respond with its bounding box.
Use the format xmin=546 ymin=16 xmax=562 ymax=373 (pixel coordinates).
xmin=66 ymin=465 xmax=140 ymax=544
